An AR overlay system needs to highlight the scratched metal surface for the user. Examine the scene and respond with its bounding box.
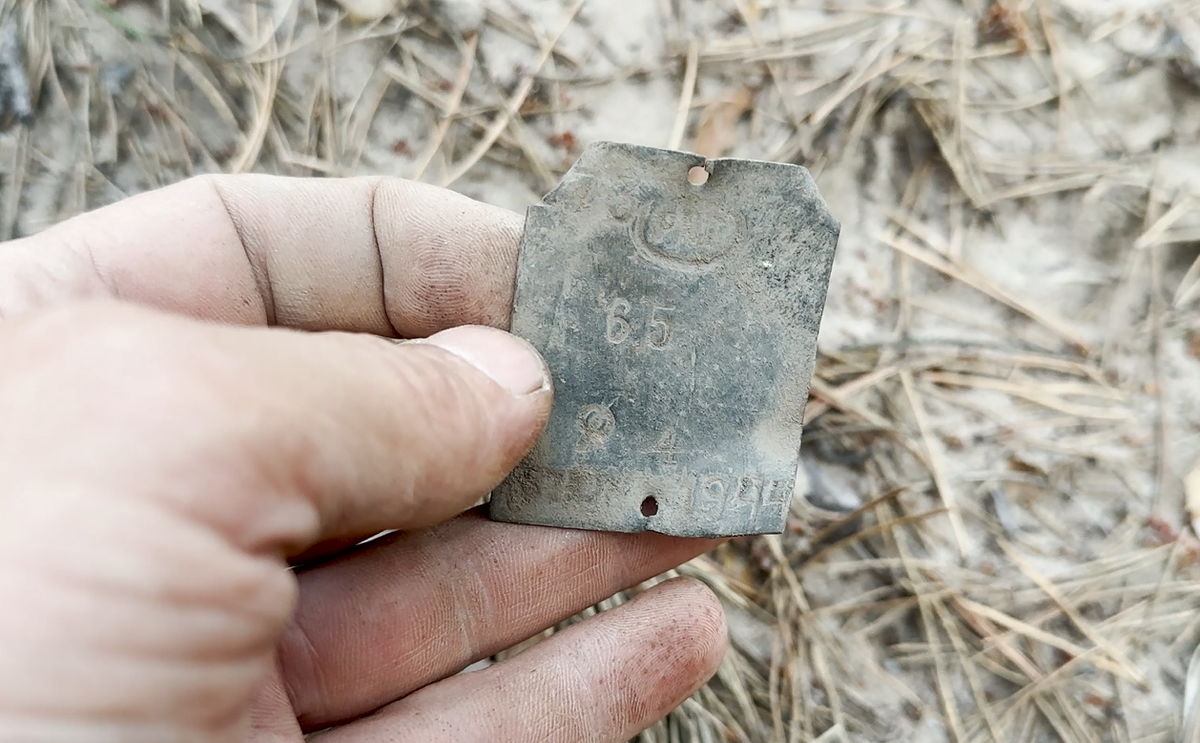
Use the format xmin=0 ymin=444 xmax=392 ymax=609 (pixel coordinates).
xmin=488 ymin=141 xmax=840 ymax=537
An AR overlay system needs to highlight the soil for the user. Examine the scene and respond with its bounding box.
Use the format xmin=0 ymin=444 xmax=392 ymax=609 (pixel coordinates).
xmin=2 ymin=0 xmax=1200 ymax=740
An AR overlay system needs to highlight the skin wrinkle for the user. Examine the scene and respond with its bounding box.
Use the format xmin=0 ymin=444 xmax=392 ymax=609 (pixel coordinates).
xmin=502 ymin=210 xmax=523 ymax=320
xmin=565 ymin=537 xmax=623 ymax=589
xmin=197 ymin=176 xmax=391 ymax=334
xmin=76 ymin=232 xmax=115 ymax=302
xmin=564 ymin=642 xmax=606 ymax=742
xmin=605 ymin=602 xmax=722 ymax=731
xmin=277 ymin=615 xmax=327 ymax=727
xmin=437 ymin=540 xmax=485 ymax=678
xmin=287 ymin=530 xmax=444 ymax=728
xmin=401 ymin=534 xmax=481 ymax=673
xmin=2 ymin=551 xmax=272 ymax=730
xmin=0 ymin=241 xmax=98 ymax=320
xmin=351 ymin=532 xmax=478 ymax=696
xmin=432 ymin=534 xmax=506 ymax=665
xmin=421 ymin=232 xmax=465 ymax=324
xmin=286 ymin=530 xmax=438 ymax=725
xmin=249 ymin=668 xmax=304 ymax=742
xmin=280 ymin=516 xmax=721 ymax=730
xmin=365 ymin=178 xmax=398 ymax=339
xmin=582 ymin=629 xmax=632 ymax=737
xmin=376 ymin=186 xmax=523 ymax=337
xmin=9 ymin=504 xmax=287 ymax=663
xmin=306 ymin=579 xmax=726 ymax=743
xmin=208 ymin=176 xmax=276 ymax=326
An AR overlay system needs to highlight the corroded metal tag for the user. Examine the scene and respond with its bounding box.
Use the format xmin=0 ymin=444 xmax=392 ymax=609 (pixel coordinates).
xmin=488 ymin=142 xmax=840 ymax=538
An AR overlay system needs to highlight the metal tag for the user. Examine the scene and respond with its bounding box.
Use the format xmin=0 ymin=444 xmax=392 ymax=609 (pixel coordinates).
xmin=488 ymin=142 xmax=840 ymax=538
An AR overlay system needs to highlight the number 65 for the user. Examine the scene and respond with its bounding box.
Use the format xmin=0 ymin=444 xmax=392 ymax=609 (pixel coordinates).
xmin=605 ymin=297 xmax=673 ymax=349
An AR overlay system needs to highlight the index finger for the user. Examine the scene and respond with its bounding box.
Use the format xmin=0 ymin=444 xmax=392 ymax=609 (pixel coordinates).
xmin=0 ymin=175 xmax=524 ymax=337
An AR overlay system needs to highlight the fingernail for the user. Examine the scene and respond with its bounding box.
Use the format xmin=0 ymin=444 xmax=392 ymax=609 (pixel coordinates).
xmin=418 ymin=325 xmax=549 ymax=396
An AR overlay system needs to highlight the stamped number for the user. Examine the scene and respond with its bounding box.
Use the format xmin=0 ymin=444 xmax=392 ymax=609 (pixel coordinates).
xmin=605 ymin=298 xmax=632 ymax=344
xmin=649 ymin=427 xmax=683 ymax=465
xmin=647 ymin=306 xmax=673 ymax=349
xmin=605 ymin=297 xmax=674 ymax=350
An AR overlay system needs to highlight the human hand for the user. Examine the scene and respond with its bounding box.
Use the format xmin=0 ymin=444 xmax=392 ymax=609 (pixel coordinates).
xmin=0 ymin=176 xmax=727 ymax=742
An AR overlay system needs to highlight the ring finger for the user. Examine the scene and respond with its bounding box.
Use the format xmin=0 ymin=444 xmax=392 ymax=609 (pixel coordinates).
xmin=276 ymin=510 xmax=722 ymax=730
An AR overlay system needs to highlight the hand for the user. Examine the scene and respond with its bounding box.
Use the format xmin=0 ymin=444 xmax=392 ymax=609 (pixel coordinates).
xmin=0 ymin=176 xmax=726 ymax=742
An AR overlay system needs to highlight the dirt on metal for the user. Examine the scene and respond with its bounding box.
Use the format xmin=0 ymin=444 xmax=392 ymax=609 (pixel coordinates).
xmin=490 ymin=141 xmax=840 ymax=537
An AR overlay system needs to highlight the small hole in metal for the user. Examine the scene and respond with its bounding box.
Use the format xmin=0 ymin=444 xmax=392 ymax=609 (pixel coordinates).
xmin=687 ymin=165 xmax=709 ymax=186
xmin=640 ymin=496 xmax=659 ymax=517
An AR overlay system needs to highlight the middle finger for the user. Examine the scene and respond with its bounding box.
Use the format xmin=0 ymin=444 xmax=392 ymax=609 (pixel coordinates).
xmin=277 ymin=510 xmax=719 ymax=730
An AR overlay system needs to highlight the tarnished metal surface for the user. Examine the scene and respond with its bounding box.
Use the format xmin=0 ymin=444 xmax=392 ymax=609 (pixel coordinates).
xmin=488 ymin=141 xmax=840 ymax=537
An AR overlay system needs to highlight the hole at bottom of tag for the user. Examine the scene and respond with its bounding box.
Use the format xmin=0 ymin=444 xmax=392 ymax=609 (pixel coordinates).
xmin=640 ymin=496 xmax=659 ymax=517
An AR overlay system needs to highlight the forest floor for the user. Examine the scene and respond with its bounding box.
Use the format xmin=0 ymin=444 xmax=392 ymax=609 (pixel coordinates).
xmin=3 ymin=0 xmax=1200 ymax=740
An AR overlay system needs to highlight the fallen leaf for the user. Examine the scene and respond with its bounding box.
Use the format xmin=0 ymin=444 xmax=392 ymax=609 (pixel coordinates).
xmin=1186 ymin=462 xmax=1200 ymax=537
xmin=193 ymin=0 xmax=296 ymax=44
xmin=742 ymin=1 xmax=762 ymax=24
xmin=691 ymin=86 xmax=754 ymax=160
xmin=1183 ymin=640 xmax=1200 ymax=743
xmin=336 ymin=0 xmax=399 ymax=21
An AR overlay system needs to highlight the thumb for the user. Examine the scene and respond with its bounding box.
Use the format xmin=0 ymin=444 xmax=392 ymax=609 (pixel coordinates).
xmin=0 ymin=302 xmax=553 ymax=556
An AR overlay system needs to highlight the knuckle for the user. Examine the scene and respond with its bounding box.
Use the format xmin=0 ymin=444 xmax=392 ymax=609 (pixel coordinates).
xmin=377 ymin=181 xmax=517 ymax=336
xmin=0 ymin=240 xmax=107 ymax=323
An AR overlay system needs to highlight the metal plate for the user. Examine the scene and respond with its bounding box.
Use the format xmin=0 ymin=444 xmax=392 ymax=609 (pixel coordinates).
xmin=488 ymin=141 xmax=840 ymax=537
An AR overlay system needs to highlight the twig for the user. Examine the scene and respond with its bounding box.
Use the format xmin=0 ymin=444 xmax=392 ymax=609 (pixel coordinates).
xmin=806 ymin=376 xmax=894 ymax=430
xmin=411 ymin=33 xmax=478 ymax=181
xmin=923 ymin=371 xmax=1128 ymax=421
xmin=667 ymin=39 xmax=699 ymax=150
xmin=901 ymin=370 xmax=969 ymax=558
xmin=229 ymin=6 xmax=286 ymax=174
xmin=441 ymin=0 xmax=583 ymax=187
xmin=0 ymin=126 xmax=26 ymax=239
xmin=810 ymin=32 xmax=903 ymax=127
xmin=804 ymin=364 xmax=908 ymax=424
xmin=0 ymin=17 xmax=34 ymax=127
xmin=931 ymin=599 xmax=1006 ymax=741
xmin=1000 ymin=541 xmax=1147 ymax=687
xmin=950 ymin=596 xmax=1043 ymax=682
xmin=881 ymin=232 xmax=1092 ymax=354
xmin=882 ymin=500 xmax=969 ymax=743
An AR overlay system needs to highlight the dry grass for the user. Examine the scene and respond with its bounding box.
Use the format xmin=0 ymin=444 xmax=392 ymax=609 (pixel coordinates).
xmin=3 ymin=0 xmax=1200 ymax=740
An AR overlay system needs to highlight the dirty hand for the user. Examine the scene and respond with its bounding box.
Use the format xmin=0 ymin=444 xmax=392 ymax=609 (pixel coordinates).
xmin=0 ymin=176 xmax=726 ymax=742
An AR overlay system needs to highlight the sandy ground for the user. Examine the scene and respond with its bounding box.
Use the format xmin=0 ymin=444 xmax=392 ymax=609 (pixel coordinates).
xmin=3 ymin=0 xmax=1200 ymax=740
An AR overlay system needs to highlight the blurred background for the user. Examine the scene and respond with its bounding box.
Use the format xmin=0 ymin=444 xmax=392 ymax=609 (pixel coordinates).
xmin=2 ymin=0 xmax=1200 ymax=740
